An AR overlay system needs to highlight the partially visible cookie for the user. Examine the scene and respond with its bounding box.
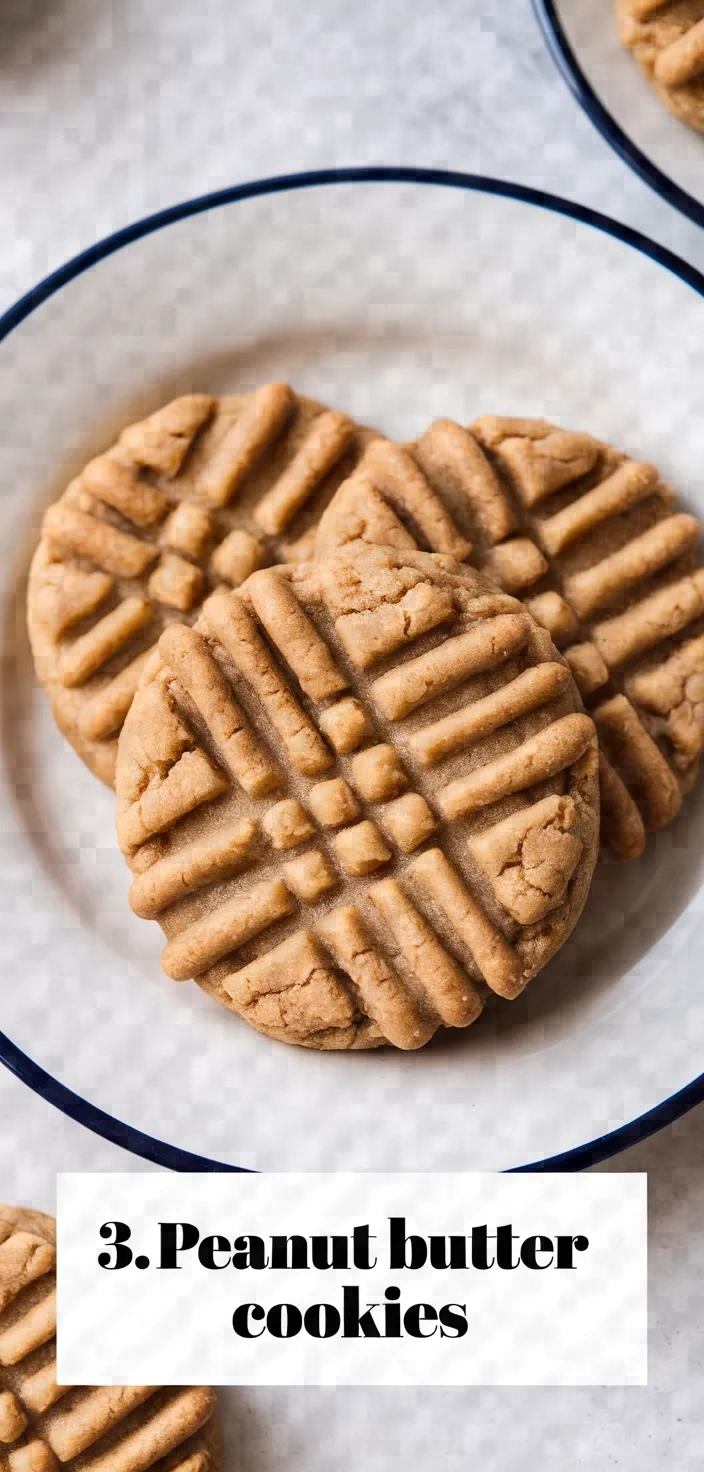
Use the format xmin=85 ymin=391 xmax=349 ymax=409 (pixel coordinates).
xmin=316 ymin=418 xmax=704 ymax=860
xmin=0 ymin=1204 xmax=221 ymax=1471
xmin=616 ymin=0 xmax=704 ymax=133
xmin=27 ymin=385 xmax=375 ymax=786
xmin=115 ymin=544 xmax=599 ymax=1052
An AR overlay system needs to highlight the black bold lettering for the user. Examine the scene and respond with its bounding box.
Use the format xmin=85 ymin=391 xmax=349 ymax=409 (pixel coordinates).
xmin=232 ymin=1235 xmax=268 ymax=1270
xmin=429 ymin=1236 xmax=467 ymax=1270
xmin=555 ymin=1235 xmax=590 ymax=1268
xmin=383 ymin=1286 xmax=402 ymax=1338
xmin=520 ymin=1236 xmax=554 ymax=1270
xmin=232 ymin=1303 xmax=265 ymax=1338
xmin=403 ymin=1303 xmax=437 ymax=1338
xmin=311 ymin=1236 xmax=348 ymax=1270
xmin=98 ymin=1222 xmax=132 ymax=1271
xmin=470 ymin=1225 xmax=495 ymax=1270
xmin=496 ymin=1224 xmax=521 ymax=1269
xmin=439 ymin=1303 xmax=468 ymax=1338
xmin=342 ymin=1285 xmax=381 ymax=1337
xmin=270 ymin=1235 xmax=309 ymax=1269
xmin=198 ymin=1234 xmax=232 ymax=1270
xmin=389 ymin=1218 xmax=427 ymax=1269
xmin=303 ymin=1303 xmax=341 ymax=1338
xmin=267 ymin=1304 xmax=303 ymax=1338
xmin=352 ymin=1224 xmax=377 ymax=1269
xmin=158 ymin=1222 xmax=199 ymax=1269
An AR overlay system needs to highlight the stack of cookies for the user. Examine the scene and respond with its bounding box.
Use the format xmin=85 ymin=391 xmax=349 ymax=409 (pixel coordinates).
xmin=27 ymin=384 xmax=704 ymax=1053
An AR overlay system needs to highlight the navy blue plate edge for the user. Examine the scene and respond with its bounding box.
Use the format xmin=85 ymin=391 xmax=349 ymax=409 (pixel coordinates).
xmin=532 ymin=0 xmax=704 ymax=231
xmin=3 ymin=162 xmax=704 ymax=1175
xmin=0 ymin=1031 xmax=244 ymax=1173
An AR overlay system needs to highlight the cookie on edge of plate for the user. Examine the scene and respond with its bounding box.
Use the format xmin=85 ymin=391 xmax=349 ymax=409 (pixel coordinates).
xmin=27 ymin=384 xmax=376 ymax=786
xmin=0 ymin=1203 xmax=221 ymax=1470
xmin=114 ymin=543 xmax=599 ymax=1052
xmin=315 ymin=416 xmax=704 ymax=861
xmin=615 ymin=1 xmax=704 ymax=134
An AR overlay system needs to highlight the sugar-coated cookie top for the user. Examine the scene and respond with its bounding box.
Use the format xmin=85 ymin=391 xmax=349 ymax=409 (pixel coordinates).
xmin=115 ymin=544 xmax=598 ymax=1052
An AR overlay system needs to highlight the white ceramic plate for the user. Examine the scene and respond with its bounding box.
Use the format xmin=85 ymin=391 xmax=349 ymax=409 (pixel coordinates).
xmin=3 ymin=168 xmax=704 ymax=1173
xmin=534 ymin=0 xmax=704 ymax=227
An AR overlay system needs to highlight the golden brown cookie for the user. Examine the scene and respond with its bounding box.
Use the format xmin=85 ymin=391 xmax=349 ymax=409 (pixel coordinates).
xmin=316 ymin=418 xmax=704 ymax=860
xmin=114 ymin=545 xmax=599 ymax=1052
xmin=616 ymin=0 xmax=704 ymax=132
xmin=27 ymin=385 xmax=375 ymax=786
xmin=0 ymin=1204 xmax=220 ymax=1471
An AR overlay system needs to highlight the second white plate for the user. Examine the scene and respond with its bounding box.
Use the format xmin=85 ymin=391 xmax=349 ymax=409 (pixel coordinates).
xmin=535 ymin=0 xmax=704 ymax=229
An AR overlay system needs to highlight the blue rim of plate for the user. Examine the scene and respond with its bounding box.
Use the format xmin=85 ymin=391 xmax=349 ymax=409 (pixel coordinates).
xmin=3 ymin=163 xmax=704 ymax=1174
xmin=532 ymin=0 xmax=704 ymax=231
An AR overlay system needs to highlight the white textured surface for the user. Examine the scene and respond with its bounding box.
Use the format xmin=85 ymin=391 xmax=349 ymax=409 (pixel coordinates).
xmin=2 ymin=0 xmax=704 ymax=1464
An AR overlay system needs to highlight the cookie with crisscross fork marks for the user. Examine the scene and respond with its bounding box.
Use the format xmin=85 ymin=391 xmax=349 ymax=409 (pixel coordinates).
xmin=27 ymin=384 xmax=376 ymax=786
xmin=616 ymin=1 xmax=704 ymax=131
xmin=115 ymin=545 xmax=598 ymax=1051
xmin=316 ymin=417 xmax=704 ymax=861
xmin=0 ymin=1205 xmax=220 ymax=1472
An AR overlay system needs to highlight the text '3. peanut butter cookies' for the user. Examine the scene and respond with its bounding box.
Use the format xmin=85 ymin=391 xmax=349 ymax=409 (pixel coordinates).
xmin=616 ymin=1 xmax=704 ymax=133
xmin=115 ymin=545 xmax=599 ymax=1052
xmin=0 ymin=1205 xmax=220 ymax=1471
xmin=27 ymin=384 xmax=375 ymax=786
xmin=316 ymin=417 xmax=704 ymax=860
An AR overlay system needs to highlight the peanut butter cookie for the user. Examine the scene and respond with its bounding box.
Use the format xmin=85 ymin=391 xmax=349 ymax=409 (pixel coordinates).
xmin=115 ymin=545 xmax=598 ymax=1051
xmin=317 ymin=418 xmax=703 ymax=860
xmin=616 ymin=1 xmax=704 ymax=133
xmin=0 ymin=1204 xmax=221 ymax=1471
xmin=27 ymin=385 xmax=375 ymax=785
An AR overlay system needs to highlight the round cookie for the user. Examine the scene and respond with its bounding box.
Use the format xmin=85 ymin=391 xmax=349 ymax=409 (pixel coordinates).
xmin=28 ymin=384 xmax=375 ymax=785
xmin=615 ymin=0 xmax=704 ymax=133
xmin=316 ymin=417 xmax=704 ymax=861
xmin=115 ymin=544 xmax=599 ymax=1052
xmin=0 ymin=1203 xmax=220 ymax=1470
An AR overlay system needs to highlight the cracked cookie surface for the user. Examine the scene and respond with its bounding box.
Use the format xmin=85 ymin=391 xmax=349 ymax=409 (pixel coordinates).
xmin=317 ymin=416 xmax=704 ymax=860
xmin=115 ymin=544 xmax=599 ymax=1052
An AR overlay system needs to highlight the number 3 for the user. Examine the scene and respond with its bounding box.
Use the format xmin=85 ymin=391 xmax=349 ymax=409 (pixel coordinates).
xmin=98 ymin=1221 xmax=133 ymax=1269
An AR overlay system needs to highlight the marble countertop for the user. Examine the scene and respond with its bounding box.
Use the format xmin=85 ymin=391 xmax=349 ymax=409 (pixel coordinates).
xmin=1 ymin=0 xmax=702 ymax=1465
